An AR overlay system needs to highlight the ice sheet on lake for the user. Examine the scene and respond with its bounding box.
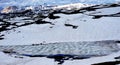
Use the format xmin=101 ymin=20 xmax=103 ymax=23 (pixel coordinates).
xmin=0 ymin=40 xmax=119 ymax=57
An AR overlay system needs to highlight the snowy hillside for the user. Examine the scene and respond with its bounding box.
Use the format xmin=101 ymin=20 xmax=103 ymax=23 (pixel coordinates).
xmin=0 ymin=2 xmax=120 ymax=45
xmin=0 ymin=0 xmax=119 ymax=7
xmin=0 ymin=1 xmax=120 ymax=65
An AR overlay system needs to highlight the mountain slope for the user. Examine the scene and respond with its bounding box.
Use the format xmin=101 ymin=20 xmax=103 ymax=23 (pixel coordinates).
xmin=0 ymin=2 xmax=120 ymax=45
xmin=0 ymin=0 xmax=118 ymax=7
xmin=0 ymin=2 xmax=120 ymax=65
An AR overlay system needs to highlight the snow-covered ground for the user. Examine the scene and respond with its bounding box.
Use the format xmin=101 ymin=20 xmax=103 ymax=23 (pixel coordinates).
xmin=0 ymin=2 xmax=120 ymax=65
xmin=0 ymin=10 xmax=120 ymax=45
xmin=0 ymin=51 xmax=120 ymax=65
xmin=0 ymin=52 xmax=34 ymax=65
xmin=52 ymin=3 xmax=92 ymax=10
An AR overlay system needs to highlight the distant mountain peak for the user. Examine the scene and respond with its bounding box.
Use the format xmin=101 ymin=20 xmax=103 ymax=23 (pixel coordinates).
xmin=1 ymin=6 xmax=18 ymax=13
xmin=0 ymin=0 xmax=119 ymax=8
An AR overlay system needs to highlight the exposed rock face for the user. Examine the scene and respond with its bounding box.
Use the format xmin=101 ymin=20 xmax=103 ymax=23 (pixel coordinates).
xmin=1 ymin=6 xmax=18 ymax=13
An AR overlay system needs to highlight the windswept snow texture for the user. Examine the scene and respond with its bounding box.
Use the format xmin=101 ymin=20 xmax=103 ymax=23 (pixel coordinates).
xmin=0 ymin=40 xmax=119 ymax=56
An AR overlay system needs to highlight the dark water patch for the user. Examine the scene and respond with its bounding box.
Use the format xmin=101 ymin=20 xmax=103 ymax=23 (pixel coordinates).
xmin=47 ymin=54 xmax=93 ymax=64
xmin=20 ymin=54 xmax=46 ymax=57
